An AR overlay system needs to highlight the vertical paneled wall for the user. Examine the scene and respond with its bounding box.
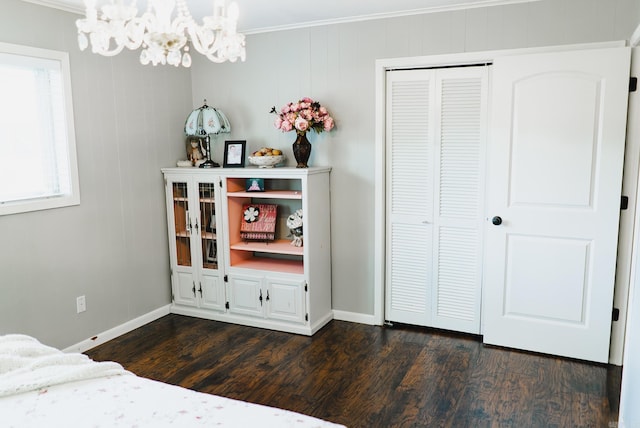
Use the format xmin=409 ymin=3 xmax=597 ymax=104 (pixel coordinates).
xmin=190 ymin=0 xmax=640 ymax=316
xmin=0 ymin=0 xmax=638 ymax=349
xmin=0 ymin=0 xmax=192 ymax=349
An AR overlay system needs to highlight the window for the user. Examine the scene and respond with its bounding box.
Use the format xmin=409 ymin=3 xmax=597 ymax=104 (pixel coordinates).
xmin=0 ymin=42 xmax=80 ymax=216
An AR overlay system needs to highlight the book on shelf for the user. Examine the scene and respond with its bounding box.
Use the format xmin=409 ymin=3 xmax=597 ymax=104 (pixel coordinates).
xmin=240 ymin=204 xmax=277 ymax=241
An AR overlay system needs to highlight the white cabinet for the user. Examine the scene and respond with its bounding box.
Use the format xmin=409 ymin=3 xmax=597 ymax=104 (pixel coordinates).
xmin=162 ymin=167 xmax=332 ymax=336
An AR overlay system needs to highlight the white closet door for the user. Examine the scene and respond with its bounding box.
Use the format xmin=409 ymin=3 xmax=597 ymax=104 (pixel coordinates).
xmin=385 ymin=70 xmax=436 ymax=326
xmin=385 ymin=67 xmax=487 ymax=332
xmin=432 ymin=67 xmax=487 ymax=334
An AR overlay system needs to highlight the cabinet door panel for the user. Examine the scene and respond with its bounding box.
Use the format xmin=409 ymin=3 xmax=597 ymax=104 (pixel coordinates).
xmin=200 ymin=273 xmax=225 ymax=312
xmin=228 ymin=274 xmax=264 ymax=318
xmin=174 ymin=271 xmax=197 ymax=307
xmin=197 ymin=181 xmax=220 ymax=271
xmin=266 ymin=278 xmax=305 ymax=324
xmin=169 ymin=181 xmax=192 ymax=267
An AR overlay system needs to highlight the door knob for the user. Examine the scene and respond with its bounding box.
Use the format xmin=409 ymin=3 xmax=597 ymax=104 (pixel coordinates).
xmin=492 ymin=216 xmax=502 ymax=226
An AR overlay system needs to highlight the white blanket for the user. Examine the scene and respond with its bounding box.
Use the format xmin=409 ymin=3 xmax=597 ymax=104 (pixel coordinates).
xmin=0 ymin=334 xmax=346 ymax=427
xmin=0 ymin=334 xmax=128 ymax=397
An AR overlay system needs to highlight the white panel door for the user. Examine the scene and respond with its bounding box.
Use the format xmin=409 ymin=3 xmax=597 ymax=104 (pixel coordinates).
xmin=483 ymin=47 xmax=631 ymax=363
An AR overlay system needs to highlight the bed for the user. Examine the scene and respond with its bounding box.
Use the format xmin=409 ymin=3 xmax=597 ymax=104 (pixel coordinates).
xmin=0 ymin=334 xmax=345 ymax=427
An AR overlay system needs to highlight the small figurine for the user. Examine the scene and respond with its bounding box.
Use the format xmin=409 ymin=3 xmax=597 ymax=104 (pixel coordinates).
xmin=187 ymin=137 xmax=205 ymax=166
xmin=286 ymin=209 xmax=303 ymax=247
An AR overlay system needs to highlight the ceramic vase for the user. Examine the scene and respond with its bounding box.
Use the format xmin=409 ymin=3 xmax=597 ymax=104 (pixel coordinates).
xmin=292 ymin=132 xmax=311 ymax=168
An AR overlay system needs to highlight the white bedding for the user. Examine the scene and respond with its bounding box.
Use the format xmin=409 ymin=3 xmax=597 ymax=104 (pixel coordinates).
xmin=0 ymin=335 xmax=345 ymax=428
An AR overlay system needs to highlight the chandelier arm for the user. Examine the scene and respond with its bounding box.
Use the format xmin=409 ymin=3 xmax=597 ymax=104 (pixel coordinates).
xmin=76 ymin=0 xmax=246 ymax=67
xmin=188 ymin=27 xmax=222 ymax=57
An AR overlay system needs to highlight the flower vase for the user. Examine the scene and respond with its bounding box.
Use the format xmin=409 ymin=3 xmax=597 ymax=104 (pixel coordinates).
xmin=292 ymin=132 xmax=312 ymax=168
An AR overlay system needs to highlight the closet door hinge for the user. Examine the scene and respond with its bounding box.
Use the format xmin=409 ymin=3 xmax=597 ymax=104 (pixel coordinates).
xmin=630 ymin=77 xmax=637 ymax=92
xmin=305 ymin=313 xmax=309 ymax=322
xmin=613 ymin=307 xmax=620 ymax=322
xmin=621 ymin=196 xmax=629 ymax=210
xmin=224 ymin=275 xmax=228 ymax=282
xmin=225 ymin=301 xmax=230 ymax=310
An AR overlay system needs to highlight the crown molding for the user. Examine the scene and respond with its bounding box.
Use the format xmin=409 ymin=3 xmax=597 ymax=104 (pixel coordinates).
xmin=242 ymin=0 xmax=540 ymax=35
xmin=20 ymin=0 xmax=541 ymax=35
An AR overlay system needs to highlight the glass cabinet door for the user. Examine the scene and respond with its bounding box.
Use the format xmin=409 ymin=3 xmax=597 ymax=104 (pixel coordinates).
xmin=171 ymin=181 xmax=192 ymax=267
xmin=198 ymin=182 xmax=218 ymax=270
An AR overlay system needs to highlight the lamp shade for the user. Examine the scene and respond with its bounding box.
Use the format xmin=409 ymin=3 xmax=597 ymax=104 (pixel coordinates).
xmin=184 ymin=101 xmax=231 ymax=136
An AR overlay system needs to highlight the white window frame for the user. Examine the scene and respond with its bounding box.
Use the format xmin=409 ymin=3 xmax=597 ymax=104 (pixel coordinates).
xmin=0 ymin=42 xmax=80 ymax=216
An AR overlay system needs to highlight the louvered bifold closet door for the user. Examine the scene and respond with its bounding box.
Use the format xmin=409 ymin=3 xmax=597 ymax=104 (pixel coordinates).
xmin=385 ymin=70 xmax=436 ymax=326
xmin=385 ymin=66 xmax=488 ymax=333
xmin=432 ymin=67 xmax=488 ymax=334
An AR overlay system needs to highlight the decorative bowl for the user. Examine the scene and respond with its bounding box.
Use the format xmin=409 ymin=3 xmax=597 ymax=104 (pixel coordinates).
xmin=248 ymin=155 xmax=285 ymax=168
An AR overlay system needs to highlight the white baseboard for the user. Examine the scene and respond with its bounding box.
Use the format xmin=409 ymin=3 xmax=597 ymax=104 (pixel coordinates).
xmin=332 ymin=309 xmax=377 ymax=325
xmin=63 ymin=305 xmax=171 ymax=354
xmin=64 ymin=306 xmax=373 ymax=354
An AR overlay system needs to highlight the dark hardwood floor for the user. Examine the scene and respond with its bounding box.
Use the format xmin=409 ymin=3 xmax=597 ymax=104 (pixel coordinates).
xmin=86 ymin=314 xmax=620 ymax=427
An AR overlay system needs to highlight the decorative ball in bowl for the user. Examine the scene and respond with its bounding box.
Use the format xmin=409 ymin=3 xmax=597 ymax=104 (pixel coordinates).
xmin=248 ymin=148 xmax=285 ymax=168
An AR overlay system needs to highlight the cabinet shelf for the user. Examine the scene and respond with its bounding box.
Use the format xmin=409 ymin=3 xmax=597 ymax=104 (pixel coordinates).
xmin=227 ymin=190 xmax=302 ymax=200
xmin=231 ymin=257 xmax=304 ymax=275
xmin=230 ymin=239 xmax=303 ymax=256
xmin=201 ymin=231 xmax=217 ymax=240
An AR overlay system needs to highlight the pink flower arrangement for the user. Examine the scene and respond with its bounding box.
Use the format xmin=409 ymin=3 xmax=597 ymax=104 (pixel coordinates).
xmin=270 ymin=97 xmax=335 ymax=135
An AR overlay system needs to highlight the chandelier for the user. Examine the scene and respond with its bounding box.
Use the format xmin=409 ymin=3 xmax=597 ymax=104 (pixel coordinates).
xmin=76 ymin=0 xmax=246 ymax=67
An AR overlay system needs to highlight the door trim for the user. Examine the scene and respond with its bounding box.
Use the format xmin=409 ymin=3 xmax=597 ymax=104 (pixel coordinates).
xmin=373 ymin=40 xmax=633 ymax=364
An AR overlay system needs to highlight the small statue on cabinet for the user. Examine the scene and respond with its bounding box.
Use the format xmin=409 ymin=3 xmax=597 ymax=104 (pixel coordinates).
xmin=286 ymin=209 xmax=303 ymax=247
xmin=187 ymin=137 xmax=205 ymax=166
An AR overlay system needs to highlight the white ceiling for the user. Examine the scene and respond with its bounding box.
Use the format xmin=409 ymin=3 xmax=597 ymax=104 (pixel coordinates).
xmin=24 ymin=0 xmax=537 ymax=34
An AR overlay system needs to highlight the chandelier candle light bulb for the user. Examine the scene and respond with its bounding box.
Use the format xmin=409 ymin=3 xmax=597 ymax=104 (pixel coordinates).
xmin=76 ymin=0 xmax=246 ymax=67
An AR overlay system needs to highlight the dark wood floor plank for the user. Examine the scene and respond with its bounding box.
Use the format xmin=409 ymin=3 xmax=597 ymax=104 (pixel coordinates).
xmin=85 ymin=315 xmax=620 ymax=428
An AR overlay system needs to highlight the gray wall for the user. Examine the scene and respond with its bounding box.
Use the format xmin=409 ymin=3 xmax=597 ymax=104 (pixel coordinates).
xmin=0 ymin=0 xmax=192 ymax=349
xmin=0 ymin=0 xmax=639 ymax=349
xmin=190 ymin=0 xmax=640 ymax=316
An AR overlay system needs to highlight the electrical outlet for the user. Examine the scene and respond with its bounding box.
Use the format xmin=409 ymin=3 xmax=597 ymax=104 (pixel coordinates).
xmin=76 ymin=295 xmax=86 ymax=313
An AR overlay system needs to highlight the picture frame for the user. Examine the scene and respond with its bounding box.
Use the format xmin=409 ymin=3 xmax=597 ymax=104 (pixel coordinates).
xmin=223 ymin=140 xmax=246 ymax=168
xmin=206 ymin=240 xmax=217 ymax=263
xmin=245 ymin=178 xmax=265 ymax=192
xmin=207 ymin=214 xmax=216 ymax=232
xmin=240 ymin=204 xmax=278 ymax=241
